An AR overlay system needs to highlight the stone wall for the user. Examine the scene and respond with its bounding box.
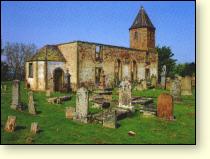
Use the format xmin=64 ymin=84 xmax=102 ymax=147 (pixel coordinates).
xmin=77 ymin=41 xmax=158 ymax=88
xmin=57 ymin=43 xmax=78 ymax=90
xmin=26 ymin=41 xmax=158 ymax=91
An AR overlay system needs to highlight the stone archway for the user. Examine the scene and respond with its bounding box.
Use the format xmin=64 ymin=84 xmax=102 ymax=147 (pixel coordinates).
xmin=53 ymin=68 xmax=64 ymax=92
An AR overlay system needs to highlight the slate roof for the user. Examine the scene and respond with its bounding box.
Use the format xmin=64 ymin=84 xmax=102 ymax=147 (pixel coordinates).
xmin=28 ymin=45 xmax=66 ymax=62
xmin=129 ymin=6 xmax=155 ymax=30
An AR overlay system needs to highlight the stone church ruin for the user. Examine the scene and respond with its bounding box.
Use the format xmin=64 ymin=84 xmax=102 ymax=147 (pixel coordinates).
xmin=25 ymin=7 xmax=158 ymax=92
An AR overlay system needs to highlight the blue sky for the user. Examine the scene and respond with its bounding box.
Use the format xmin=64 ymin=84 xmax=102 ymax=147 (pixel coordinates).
xmin=1 ymin=1 xmax=195 ymax=63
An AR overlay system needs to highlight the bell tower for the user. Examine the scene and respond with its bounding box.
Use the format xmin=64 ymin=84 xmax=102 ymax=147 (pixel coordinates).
xmin=129 ymin=6 xmax=155 ymax=50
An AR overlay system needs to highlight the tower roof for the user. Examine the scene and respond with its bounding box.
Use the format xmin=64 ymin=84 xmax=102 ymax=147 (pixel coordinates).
xmin=129 ymin=6 xmax=155 ymax=30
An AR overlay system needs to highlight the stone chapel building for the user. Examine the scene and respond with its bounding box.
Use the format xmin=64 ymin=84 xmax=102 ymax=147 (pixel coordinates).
xmin=25 ymin=6 xmax=158 ymax=92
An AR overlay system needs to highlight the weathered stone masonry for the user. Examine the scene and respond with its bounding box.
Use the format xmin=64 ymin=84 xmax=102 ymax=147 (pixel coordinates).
xmin=25 ymin=6 xmax=158 ymax=92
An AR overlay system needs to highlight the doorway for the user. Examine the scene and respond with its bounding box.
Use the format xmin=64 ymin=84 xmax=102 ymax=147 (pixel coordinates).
xmin=53 ymin=68 xmax=64 ymax=91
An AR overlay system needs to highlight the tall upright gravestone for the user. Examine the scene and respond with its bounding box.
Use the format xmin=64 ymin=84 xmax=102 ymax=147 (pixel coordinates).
xmin=151 ymin=76 xmax=157 ymax=88
xmin=74 ymin=87 xmax=89 ymax=123
xmin=11 ymin=80 xmax=22 ymax=110
xmin=161 ymin=65 xmax=166 ymax=89
xmin=28 ymin=91 xmax=36 ymax=115
xmin=181 ymin=76 xmax=192 ymax=96
xmin=170 ymin=76 xmax=181 ymax=101
xmin=118 ymin=80 xmax=134 ymax=111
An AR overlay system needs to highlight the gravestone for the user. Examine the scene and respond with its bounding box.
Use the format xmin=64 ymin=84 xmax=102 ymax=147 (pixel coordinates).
xmin=66 ymin=107 xmax=75 ymax=119
xmin=118 ymin=80 xmax=134 ymax=111
xmin=4 ymin=116 xmax=16 ymax=132
xmin=74 ymin=87 xmax=89 ymax=123
xmin=181 ymin=76 xmax=192 ymax=96
xmin=28 ymin=91 xmax=36 ymax=115
xmin=170 ymin=76 xmax=181 ymax=101
xmin=157 ymin=93 xmax=174 ymax=120
xmin=103 ymin=110 xmax=117 ymax=129
xmin=11 ymin=80 xmax=22 ymax=110
xmin=191 ymin=76 xmax=195 ymax=87
xmin=30 ymin=122 xmax=39 ymax=134
xmin=151 ymin=76 xmax=157 ymax=88
xmin=46 ymin=89 xmax=51 ymax=97
xmin=161 ymin=65 xmax=166 ymax=89
xmin=142 ymin=80 xmax=147 ymax=90
xmin=166 ymin=77 xmax=171 ymax=90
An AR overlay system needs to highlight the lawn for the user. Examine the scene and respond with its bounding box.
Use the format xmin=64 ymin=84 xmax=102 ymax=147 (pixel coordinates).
xmin=1 ymin=81 xmax=195 ymax=144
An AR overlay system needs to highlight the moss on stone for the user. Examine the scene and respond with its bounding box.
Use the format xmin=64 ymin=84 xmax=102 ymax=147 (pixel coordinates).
xmin=28 ymin=45 xmax=66 ymax=62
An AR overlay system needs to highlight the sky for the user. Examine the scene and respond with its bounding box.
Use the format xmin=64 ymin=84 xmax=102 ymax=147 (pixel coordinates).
xmin=1 ymin=1 xmax=195 ymax=63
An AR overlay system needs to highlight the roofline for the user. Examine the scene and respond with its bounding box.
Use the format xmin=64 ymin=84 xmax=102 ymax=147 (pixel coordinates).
xmin=55 ymin=40 xmax=148 ymax=52
xmin=26 ymin=59 xmax=66 ymax=62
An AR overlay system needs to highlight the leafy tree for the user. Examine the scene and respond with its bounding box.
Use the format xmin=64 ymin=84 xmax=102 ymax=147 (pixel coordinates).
xmin=156 ymin=46 xmax=177 ymax=81
xmin=4 ymin=42 xmax=37 ymax=80
xmin=174 ymin=62 xmax=195 ymax=77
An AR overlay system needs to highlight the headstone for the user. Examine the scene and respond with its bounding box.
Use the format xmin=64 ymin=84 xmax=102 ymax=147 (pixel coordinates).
xmin=30 ymin=122 xmax=39 ymax=134
xmin=151 ymin=76 xmax=157 ymax=88
xmin=157 ymin=93 xmax=174 ymax=120
xmin=11 ymin=80 xmax=22 ymax=110
xmin=181 ymin=76 xmax=192 ymax=96
xmin=170 ymin=77 xmax=181 ymax=101
xmin=28 ymin=91 xmax=36 ymax=115
xmin=142 ymin=80 xmax=147 ymax=90
xmin=74 ymin=87 xmax=89 ymax=123
xmin=166 ymin=77 xmax=171 ymax=90
xmin=191 ymin=76 xmax=195 ymax=87
xmin=103 ymin=110 xmax=117 ymax=129
xmin=118 ymin=80 xmax=134 ymax=111
xmin=4 ymin=116 xmax=16 ymax=132
xmin=46 ymin=89 xmax=51 ymax=97
xmin=161 ymin=65 xmax=166 ymax=89
xmin=66 ymin=107 xmax=75 ymax=119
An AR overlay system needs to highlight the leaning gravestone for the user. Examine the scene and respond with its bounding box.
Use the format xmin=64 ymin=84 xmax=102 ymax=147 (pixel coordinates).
xmin=4 ymin=116 xmax=16 ymax=132
xmin=157 ymin=93 xmax=174 ymax=120
xmin=170 ymin=77 xmax=181 ymax=101
xmin=30 ymin=122 xmax=39 ymax=134
xmin=103 ymin=110 xmax=117 ymax=129
xmin=28 ymin=91 xmax=36 ymax=115
xmin=118 ymin=80 xmax=134 ymax=111
xmin=11 ymin=80 xmax=22 ymax=110
xmin=74 ymin=87 xmax=89 ymax=123
xmin=181 ymin=76 xmax=192 ymax=96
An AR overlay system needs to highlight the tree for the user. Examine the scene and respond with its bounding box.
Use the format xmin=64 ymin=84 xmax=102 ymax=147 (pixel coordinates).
xmin=156 ymin=46 xmax=177 ymax=81
xmin=174 ymin=62 xmax=195 ymax=77
xmin=1 ymin=61 xmax=11 ymax=81
xmin=4 ymin=42 xmax=37 ymax=80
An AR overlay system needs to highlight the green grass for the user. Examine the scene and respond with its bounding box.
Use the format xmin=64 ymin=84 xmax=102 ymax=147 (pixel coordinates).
xmin=1 ymin=81 xmax=195 ymax=144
